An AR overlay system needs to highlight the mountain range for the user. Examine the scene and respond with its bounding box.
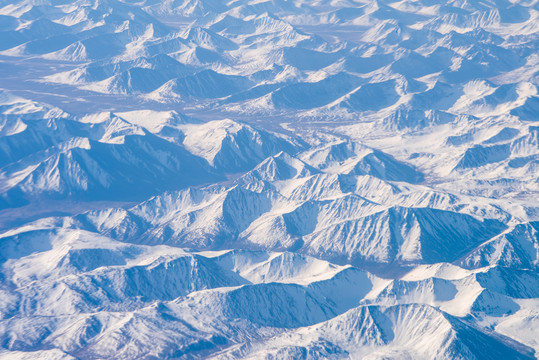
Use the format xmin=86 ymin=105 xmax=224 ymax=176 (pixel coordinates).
xmin=0 ymin=0 xmax=538 ymax=358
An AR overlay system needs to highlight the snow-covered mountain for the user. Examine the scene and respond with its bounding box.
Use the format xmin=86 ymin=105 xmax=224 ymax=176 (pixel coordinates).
xmin=0 ymin=0 xmax=538 ymax=358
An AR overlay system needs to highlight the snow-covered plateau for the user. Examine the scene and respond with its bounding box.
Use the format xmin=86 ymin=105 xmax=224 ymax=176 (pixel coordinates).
xmin=0 ymin=0 xmax=538 ymax=358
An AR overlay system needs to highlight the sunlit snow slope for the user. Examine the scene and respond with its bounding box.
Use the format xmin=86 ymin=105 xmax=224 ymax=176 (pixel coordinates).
xmin=0 ymin=0 xmax=538 ymax=359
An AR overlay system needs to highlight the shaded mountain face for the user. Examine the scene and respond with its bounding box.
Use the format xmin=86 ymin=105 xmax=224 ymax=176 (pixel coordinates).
xmin=0 ymin=0 xmax=538 ymax=359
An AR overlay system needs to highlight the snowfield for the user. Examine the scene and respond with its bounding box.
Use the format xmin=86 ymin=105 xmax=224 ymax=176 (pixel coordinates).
xmin=0 ymin=0 xmax=538 ymax=358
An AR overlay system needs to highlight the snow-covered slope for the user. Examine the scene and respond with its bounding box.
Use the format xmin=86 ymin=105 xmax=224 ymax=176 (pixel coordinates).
xmin=0 ymin=0 xmax=538 ymax=358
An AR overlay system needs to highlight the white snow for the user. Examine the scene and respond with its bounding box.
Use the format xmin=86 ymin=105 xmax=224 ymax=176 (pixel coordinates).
xmin=0 ymin=0 xmax=537 ymax=358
